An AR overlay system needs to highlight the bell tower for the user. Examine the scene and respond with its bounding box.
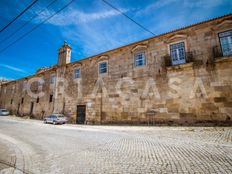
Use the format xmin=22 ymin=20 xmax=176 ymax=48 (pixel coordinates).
xmin=58 ymin=41 xmax=71 ymax=66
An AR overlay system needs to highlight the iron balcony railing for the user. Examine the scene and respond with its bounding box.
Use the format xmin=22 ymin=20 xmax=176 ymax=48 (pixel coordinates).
xmin=213 ymin=45 xmax=232 ymax=59
xmin=163 ymin=52 xmax=194 ymax=67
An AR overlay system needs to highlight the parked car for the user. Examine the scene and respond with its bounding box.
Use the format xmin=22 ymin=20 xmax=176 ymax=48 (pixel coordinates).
xmin=0 ymin=109 xmax=10 ymax=116
xmin=44 ymin=114 xmax=68 ymax=125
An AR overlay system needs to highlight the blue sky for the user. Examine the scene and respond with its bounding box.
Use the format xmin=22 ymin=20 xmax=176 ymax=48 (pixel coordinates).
xmin=0 ymin=0 xmax=231 ymax=80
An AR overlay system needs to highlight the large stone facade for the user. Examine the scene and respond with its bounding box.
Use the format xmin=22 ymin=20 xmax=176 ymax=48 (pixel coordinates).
xmin=0 ymin=14 xmax=232 ymax=124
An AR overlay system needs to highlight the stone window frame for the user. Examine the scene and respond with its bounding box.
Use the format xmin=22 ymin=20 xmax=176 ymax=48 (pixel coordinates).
xmin=50 ymin=73 xmax=56 ymax=84
xmin=22 ymin=80 xmax=27 ymax=91
xmin=74 ymin=67 xmax=81 ymax=79
xmin=211 ymin=19 xmax=232 ymax=58
xmin=167 ymin=39 xmax=188 ymax=65
xmin=131 ymin=43 xmax=148 ymax=69
xmin=4 ymin=86 xmax=7 ymax=93
xmin=134 ymin=51 xmax=146 ymax=67
xmin=213 ymin=19 xmax=232 ymax=41
xmin=217 ymin=29 xmax=232 ymax=57
xmin=98 ymin=60 xmax=108 ymax=76
xmin=12 ymin=85 xmax=15 ymax=93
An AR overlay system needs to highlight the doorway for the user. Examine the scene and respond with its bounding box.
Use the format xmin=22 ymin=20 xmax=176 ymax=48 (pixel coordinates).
xmin=17 ymin=104 xmax=20 ymax=115
xmin=76 ymin=105 xmax=86 ymax=124
xmin=30 ymin=102 xmax=34 ymax=115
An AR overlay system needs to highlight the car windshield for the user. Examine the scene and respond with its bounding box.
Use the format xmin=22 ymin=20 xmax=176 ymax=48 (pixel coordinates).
xmin=1 ymin=109 xmax=7 ymax=112
xmin=58 ymin=115 xmax=64 ymax=118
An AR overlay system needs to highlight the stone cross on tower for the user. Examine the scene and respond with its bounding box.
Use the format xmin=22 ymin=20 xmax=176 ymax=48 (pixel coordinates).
xmin=57 ymin=41 xmax=72 ymax=66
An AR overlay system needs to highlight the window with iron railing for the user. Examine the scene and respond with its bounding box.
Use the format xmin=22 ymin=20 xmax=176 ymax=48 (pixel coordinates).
xmin=170 ymin=42 xmax=186 ymax=65
xmin=219 ymin=30 xmax=232 ymax=57
xmin=163 ymin=52 xmax=193 ymax=67
xmin=213 ymin=30 xmax=232 ymax=59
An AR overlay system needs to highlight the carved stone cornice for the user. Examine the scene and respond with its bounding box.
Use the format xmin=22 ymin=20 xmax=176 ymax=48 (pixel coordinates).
xmin=131 ymin=41 xmax=148 ymax=52
xmin=165 ymin=34 xmax=187 ymax=43
xmin=212 ymin=19 xmax=232 ymax=31
xmin=98 ymin=55 xmax=109 ymax=62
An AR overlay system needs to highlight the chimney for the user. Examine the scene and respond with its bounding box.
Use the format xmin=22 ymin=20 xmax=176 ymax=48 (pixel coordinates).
xmin=57 ymin=41 xmax=71 ymax=66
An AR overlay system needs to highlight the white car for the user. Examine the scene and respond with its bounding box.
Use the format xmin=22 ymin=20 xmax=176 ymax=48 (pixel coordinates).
xmin=0 ymin=109 xmax=10 ymax=116
xmin=44 ymin=114 xmax=68 ymax=125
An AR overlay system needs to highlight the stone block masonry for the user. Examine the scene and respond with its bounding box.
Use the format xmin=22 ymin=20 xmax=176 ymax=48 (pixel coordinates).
xmin=0 ymin=14 xmax=232 ymax=125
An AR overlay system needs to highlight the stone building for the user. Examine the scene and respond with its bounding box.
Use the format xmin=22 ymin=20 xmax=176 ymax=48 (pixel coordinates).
xmin=0 ymin=79 xmax=11 ymax=95
xmin=0 ymin=14 xmax=232 ymax=124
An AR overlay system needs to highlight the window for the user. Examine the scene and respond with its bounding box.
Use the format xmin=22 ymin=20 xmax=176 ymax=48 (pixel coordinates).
xmin=21 ymin=98 xmax=24 ymax=104
xmin=134 ymin=52 xmax=146 ymax=67
xmin=58 ymin=115 xmax=65 ymax=118
xmin=49 ymin=94 xmax=53 ymax=103
xmin=36 ymin=97 xmax=39 ymax=103
xmin=219 ymin=30 xmax=232 ymax=56
xmin=170 ymin=42 xmax=186 ymax=65
xmin=74 ymin=68 xmax=81 ymax=78
xmin=12 ymin=85 xmax=15 ymax=93
xmin=11 ymin=99 xmax=13 ymax=104
xmin=99 ymin=61 xmax=108 ymax=74
xmin=22 ymin=81 xmax=27 ymax=91
xmin=50 ymin=74 xmax=56 ymax=84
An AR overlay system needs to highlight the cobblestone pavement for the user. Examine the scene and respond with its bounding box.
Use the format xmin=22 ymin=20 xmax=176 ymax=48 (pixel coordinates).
xmin=0 ymin=116 xmax=231 ymax=174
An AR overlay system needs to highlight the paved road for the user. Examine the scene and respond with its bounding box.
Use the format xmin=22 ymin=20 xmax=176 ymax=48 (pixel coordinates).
xmin=0 ymin=116 xmax=231 ymax=174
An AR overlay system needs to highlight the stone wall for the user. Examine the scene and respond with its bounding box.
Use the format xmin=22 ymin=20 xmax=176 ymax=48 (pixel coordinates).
xmin=0 ymin=14 xmax=232 ymax=124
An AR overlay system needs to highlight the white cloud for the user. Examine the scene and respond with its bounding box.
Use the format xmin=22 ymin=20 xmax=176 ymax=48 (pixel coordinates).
xmin=136 ymin=0 xmax=231 ymax=35
xmin=0 ymin=76 xmax=13 ymax=80
xmin=0 ymin=64 xmax=27 ymax=74
xmin=140 ymin=0 xmax=177 ymax=14
xmin=47 ymin=5 xmax=140 ymax=57
xmin=33 ymin=0 xmax=231 ymax=59
xmin=0 ymin=76 xmax=6 ymax=80
xmin=183 ymin=0 xmax=227 ymax=8
xmin=35 ymin=7 xmax=127 ymax=26
xmin=63 ymin=23 xmax=128 ymax=57
xmin=138 ymin=0 xmax=229 ymax=16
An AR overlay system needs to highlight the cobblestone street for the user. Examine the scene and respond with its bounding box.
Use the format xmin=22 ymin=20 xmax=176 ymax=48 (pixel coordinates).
xmin=0 ymin=116 xmax=231 ymax=174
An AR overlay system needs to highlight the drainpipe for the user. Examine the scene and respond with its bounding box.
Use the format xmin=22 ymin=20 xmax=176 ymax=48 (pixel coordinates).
xmin=100 ymin=88 xmax=103 ymax=124
xmin=62 ymin=100 xmax=65 ymax=114
xmin=52 ymin=69 xmax=58 ymax=113
xmin=62 ymin=66 xmax=66 ymax=115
